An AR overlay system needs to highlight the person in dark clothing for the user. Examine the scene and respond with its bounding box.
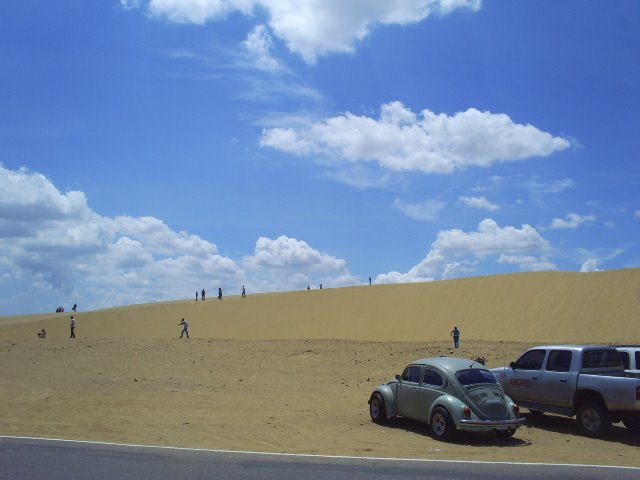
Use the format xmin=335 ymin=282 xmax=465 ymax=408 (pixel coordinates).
xmin=218 ymin=287 xmax=223 ymax=300
xmin=451 ymin=326 xmax=460 ymax=349
xmin=201 ymin=289 xmax=206 ymax=301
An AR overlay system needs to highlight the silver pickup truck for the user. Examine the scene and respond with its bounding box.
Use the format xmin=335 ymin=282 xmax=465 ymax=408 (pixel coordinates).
xmin=490 ymin=345 xmax=640 ymax=437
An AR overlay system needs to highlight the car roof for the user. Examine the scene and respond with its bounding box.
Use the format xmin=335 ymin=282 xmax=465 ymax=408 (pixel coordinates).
xmin=409 ymin=356 xmax=485 ymax=375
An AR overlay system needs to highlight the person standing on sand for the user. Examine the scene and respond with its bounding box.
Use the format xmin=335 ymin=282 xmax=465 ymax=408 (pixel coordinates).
xmin=241 ymin=285 xmax=246 ymax=298
xmin=195 ymin=290 xmax=198 ymax=301
xmin=69 ymin=315 xmax=76 ymax=338
xmin=179 ymin=318 xmax=189 ymax=338
xmin=202 ymin=289 xmax=206 ymax=301
xmin=218 ymin=287 xmax=222 ymax=300
xmin=451 ymin=326 xmax=460 ymax=349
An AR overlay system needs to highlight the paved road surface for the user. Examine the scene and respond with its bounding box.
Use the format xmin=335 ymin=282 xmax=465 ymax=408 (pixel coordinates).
xmin=1 ymin=437 xmax=638 ymax=480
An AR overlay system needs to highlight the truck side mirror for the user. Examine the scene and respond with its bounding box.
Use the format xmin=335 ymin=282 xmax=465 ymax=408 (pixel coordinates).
xmin=510 ymin=362 xmax=516 ymax=369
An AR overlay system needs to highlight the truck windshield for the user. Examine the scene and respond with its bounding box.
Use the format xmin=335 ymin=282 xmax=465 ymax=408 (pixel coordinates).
xmin=455 ymin=369 xmax=497 ymax=386
xmin=582 ymin=350 xmax=622 ymax=369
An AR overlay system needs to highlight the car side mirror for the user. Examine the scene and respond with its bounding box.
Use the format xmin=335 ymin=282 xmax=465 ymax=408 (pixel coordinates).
xmin=510 ymin=362 xmax=516 ymax=370
xmin=395 ymin=374 xmax=400 ymax=380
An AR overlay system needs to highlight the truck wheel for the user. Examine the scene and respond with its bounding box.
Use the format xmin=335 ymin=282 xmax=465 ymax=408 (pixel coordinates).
xmin=430 ymin=407 xmax=456 ymax=441
xmin=577 ymin=401 xmax=611 ymax=437
xmin=369 ymin=393 xmax=387 ymax=424
xmin=622 ymin=418 xmax=640 ymax=432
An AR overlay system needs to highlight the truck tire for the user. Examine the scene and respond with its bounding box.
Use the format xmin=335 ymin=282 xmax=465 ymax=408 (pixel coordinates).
xmin=576 ymin=400 xmax=611 ymax=437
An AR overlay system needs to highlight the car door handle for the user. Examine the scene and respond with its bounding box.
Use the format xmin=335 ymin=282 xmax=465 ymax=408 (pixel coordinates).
xmin=531 ymin=376 xmax=539 ymax=380
xmin=560 ymin=379 xmax=567 ymax=383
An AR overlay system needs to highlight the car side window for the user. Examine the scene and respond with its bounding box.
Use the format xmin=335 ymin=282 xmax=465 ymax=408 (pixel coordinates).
xmin=422 ymin=368 xmax=444 ymax=387
xmin=546 ymin=350 xmax=572 ymax=372
xmin=619 ymin=351 xmax=630 ymax=370
xmin=401 ymin=366 xmax=422 ymax=383
xmin=515 ymin=349 xmax=546 ymax=370
xmin=635 ymin=352 xmax=640 ymax=369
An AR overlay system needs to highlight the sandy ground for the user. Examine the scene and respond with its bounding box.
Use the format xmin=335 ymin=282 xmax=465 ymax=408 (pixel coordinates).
xmin=1 ymin=270 xmax=639 ymax=467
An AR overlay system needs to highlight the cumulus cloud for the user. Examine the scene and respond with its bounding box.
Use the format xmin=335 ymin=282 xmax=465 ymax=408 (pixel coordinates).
xmin=261 ymin=102 xmax=571 ymax=175
xmin=550 ymin=213 xmax=596 ymax=229
xmin=132 ymin=0 xmax=481 ymax=63
xmin=376 ymin=218 xmax=554 ymax=283
xmin=458 ymin=195 xmax=499 ymax=211
xmin=0 ymin=165 xmax=352 ymax=312
xmin=580 ymin=258 xmax=601 ymax=272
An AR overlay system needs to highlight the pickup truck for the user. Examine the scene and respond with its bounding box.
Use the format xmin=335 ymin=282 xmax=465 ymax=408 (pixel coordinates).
xmin=490 ymin=345 xmax=640 ymax=437
xmin=615 ymin=345 xmax=640 ymax=378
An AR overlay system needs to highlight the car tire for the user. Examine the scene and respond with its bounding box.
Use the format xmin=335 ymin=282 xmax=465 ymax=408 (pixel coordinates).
xmin=430 ymin=407 xmax=456 ymax=441
xmin=622 ymin=418 xmax=640 ymax=432
xmin=369 ymin=393 xmax=387 ymax=424
xmin=576 ymin=400 xmax=611 ymax=437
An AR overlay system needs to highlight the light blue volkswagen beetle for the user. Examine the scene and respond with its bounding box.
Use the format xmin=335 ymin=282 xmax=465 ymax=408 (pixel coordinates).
xmin=369 ymin=357 xmax=525 ymax=440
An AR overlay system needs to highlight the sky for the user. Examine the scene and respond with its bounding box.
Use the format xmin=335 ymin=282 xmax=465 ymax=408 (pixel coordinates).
xmin=1 ymin=1 xmax=639 ymax=315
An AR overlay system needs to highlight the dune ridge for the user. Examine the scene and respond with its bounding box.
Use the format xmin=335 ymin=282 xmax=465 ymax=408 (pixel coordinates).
xmin=3 ymin=269 xmax=639 ymax=344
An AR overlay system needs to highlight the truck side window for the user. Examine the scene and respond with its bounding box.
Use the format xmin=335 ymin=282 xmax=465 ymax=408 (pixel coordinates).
xmin=515 ymin=349 xmax=546 ymax=370
xmin=619 ymin=351 xmax=630 ymax=370
xmin=635 ymin=352 xmax=640 ymax=369
xmin=402 ymin=366 xmax=422 ymax=383
xmin=582 ymin=349 xmax=622 ymax=369
xmin=546 ymin=350 xmax=572 ymax=372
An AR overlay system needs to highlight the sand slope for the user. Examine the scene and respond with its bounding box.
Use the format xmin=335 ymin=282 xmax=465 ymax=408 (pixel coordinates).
xmin=2 ymin=269 xmax=639 ymax=344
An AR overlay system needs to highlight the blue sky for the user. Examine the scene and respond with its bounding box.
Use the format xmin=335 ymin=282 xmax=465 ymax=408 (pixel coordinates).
xmin=1 ymin=0 xmax=639 ymax=315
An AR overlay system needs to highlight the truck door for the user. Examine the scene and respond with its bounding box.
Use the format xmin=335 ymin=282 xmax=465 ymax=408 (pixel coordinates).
xmin=538 ymin=349 xmax=575 ymax=407
xmin=396 ymin=365 xmax=422 ymax=419
xmin=502 ymin=349 xmax=546 ymax=403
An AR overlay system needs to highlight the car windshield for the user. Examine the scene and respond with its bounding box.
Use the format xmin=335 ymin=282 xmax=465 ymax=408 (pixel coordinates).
xmin=455 ymin=368 xmax=497 ymax=386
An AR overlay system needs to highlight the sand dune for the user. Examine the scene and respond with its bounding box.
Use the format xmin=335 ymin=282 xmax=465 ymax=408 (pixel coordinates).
xmin=3 ymin=269 xmax=639 ymax=343
xmin=2 ymin=269 xmax=639 ymax=466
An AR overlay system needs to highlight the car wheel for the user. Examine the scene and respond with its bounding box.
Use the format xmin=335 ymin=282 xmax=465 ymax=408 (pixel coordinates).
xmin=369 ymin=393 xmax=387 ymax=424
xmin=577 ymin=401 xmax=611 ymax=437
xmin=622 ymin=418 xmax=640 ymax=432
xmin=430 ymin=407 xmax=456 ymax=441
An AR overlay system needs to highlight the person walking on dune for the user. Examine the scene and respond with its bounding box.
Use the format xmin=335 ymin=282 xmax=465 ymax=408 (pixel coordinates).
xmin=241 ymin=285 xmax=246 ymax=298
xmin=69 ymin=315 xmax=76 ymax=338
xmin=451 ymin=326 xmax=460 ymax=349
xmin=178 ymin=318 xmax=190 ymax=339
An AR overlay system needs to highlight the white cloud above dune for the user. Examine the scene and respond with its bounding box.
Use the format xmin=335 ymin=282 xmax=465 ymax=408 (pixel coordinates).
xmin=376 ymin=219 xmax=554 ymax=283
xmin=458 ymin=195 xmax=500 ymax=211
xmin=261 ymin=102 xmax=571 ymax=176
xmin=550 ymin=213 xmax=596 ymax=229
xmin=0 ymin=165 xmax=351 ymax=310
xmin=127 ymin=0 xmax=481 ymax=63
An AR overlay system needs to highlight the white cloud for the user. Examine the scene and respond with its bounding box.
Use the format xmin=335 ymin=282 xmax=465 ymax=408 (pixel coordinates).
xmin=376 ymin=218 xmax=554 ymax=283
xmin=261 ymin=102 xmax=571 ymax=175
xmin=458 ymin=195 xmax=499 ymax=211
xmin=0 ymin=165 xmax=354 ymax=311
xmin=550 ymin=213 xmax=596 ymax=229
xmin=580 ymin=258 xmax=601 ymax=272
xmin=635 ymin=210 xmax=640 ymax=219
xmin=498 ymin=254 xmax=557 ymax=272
xmin=394 ymin=198 xmax=446 ymax=221
xmin=137 ymin=0 xmax=481 ymax=63
xmin=243 ymin=24 xmax=281 ymax=71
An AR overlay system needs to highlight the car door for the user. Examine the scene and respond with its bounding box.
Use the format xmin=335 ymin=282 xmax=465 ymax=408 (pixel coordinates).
xmin=500 ymin=349 xmax=546 ymax=403
xmin=416 ymin=367 xmax=446 ymax=422
xmin=537 ymin=349 xmax=575 ymax=407
xmin=396 ymin=365 xmax=422 ymax=419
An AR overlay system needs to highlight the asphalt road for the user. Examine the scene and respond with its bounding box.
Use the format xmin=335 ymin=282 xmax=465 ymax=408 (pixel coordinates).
xmin=1 ymin=437 xmax=638 ymax=480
